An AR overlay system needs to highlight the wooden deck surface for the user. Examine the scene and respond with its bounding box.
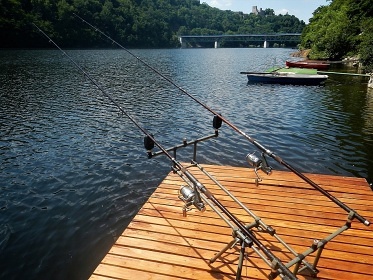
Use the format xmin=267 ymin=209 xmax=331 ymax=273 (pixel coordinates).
xmin=90 ymin=164 xmax=373 ymax=280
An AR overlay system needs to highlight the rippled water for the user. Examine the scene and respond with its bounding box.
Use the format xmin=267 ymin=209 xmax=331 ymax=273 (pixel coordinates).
xmin=1 ymin=48 xmax=372 ymax=279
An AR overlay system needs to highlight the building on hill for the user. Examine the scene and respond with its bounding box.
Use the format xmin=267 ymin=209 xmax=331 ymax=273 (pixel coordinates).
xmin=252 ymin=6 xmax=265 ymax=16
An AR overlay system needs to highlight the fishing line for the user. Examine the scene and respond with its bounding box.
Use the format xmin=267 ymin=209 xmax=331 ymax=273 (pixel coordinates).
xmin=73 ymin=15 xmax=370 ymax=227
xmin=33 ymin=24 xmax=301 ymax=280
xmin=31 ymin=23 xmax=171 ymax=161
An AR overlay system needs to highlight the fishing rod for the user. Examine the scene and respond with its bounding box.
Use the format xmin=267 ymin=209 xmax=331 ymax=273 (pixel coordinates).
xmin=74 ymin=14 xmax=371 ymax=227
xmin=33 ymin=23 xmax=298 ymax=280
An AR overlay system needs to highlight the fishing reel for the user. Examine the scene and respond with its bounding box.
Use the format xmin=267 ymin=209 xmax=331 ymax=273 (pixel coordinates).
xmin=179 ymin=185 xmax=206 ymax=217
xmin=246 ymin=152 xmax=272 ymax=185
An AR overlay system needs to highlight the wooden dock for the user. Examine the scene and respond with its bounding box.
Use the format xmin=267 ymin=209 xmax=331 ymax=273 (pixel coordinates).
xmin=90 ymin=164 xmax=373 ymax=280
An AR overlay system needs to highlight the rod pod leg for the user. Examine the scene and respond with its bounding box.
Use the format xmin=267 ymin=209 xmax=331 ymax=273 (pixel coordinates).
xmin=236 ymin=239 xmax=247 ymax=280
xmin=210 ymin=228 xmax=251 ymax=280
xmin=210 ymin=235 xmax=239 ymax=263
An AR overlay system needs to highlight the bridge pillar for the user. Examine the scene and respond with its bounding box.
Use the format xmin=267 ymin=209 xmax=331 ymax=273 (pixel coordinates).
xmin=214 ymin=40 xmax=220 ymax=48
xmin=179 ymin=37 xmax=187 ymax=48
xmin=264 ymin=40 xmax=269 ymax=48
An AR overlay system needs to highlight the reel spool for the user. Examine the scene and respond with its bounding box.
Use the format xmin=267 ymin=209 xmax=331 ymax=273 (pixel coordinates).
xmin=179 ymin=185 xmax=205 ymax=216
xmin=246 ymin=152 xmax=272 ymax=185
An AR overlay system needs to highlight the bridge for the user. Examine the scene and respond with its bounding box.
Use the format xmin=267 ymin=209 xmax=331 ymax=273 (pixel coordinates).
xmin=178 ymin=33 xmax=301 ymax=48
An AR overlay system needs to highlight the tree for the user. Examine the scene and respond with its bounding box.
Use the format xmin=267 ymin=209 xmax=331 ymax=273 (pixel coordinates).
xmin=359 ymin=18 xmax=373 ymax=71
xmin=0 ymin=0 xmax=305 ymax=48
xmin=301 ymin=0 xmax=373 ymax=67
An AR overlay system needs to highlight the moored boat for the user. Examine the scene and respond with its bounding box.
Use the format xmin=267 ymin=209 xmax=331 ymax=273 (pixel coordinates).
xmin=245 ymin=72 xmax=328 ymax=85
xmin=285 ymin=60 xmax=330 ymax=70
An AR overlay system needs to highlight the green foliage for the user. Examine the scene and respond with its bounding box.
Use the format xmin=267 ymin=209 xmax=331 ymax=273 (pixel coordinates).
xmin=0 ymin=0 xmax=305 ymax=48
xmin=301 ymin=0 xmax=373 ymax=68
xmin=359 ymin=18 xmax=373 ymax=72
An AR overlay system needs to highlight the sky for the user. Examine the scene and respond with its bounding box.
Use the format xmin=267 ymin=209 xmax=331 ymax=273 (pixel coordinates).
xmin=201 ymin=0 xmax=330 ymax=23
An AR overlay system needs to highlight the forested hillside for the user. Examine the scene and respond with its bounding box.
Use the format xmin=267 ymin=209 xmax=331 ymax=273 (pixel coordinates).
xmin=0 ymin=0 xmax=305 ymax=48
xmin=301 ymin=0 xmax=373 ymax=70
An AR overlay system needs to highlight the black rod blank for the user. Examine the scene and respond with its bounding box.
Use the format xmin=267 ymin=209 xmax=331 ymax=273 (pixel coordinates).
xmin=33 ymin=24 xmax=298 ymax=279
xmin=73 ymin=15 xmax=370 ymax=227
xmin=182 ymin=168 xmax=297 ymax=280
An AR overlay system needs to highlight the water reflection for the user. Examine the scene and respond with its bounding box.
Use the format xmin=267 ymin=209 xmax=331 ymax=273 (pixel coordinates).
xmin=0 ymin=48 xmax=372 ymax=280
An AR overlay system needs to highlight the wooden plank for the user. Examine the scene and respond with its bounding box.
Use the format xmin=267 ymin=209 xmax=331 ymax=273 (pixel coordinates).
xmin=150 ymin=185 xmax=373 ymax=218
xmin=90 ymin=165 xmax=373 ymax=280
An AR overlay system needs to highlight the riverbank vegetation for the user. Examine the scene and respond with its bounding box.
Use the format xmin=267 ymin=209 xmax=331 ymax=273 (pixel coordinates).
xmin=2 ymin=0 xmax=371 ymax=69
xmin=0 ymin=0 xmax=304 ymax=48
xmin=300 ymin=0 xmax=373 ymax=71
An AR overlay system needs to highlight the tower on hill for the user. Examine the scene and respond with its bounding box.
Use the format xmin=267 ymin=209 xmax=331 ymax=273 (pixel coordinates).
xmin=252 ymin=6 xmax=265 ymax=15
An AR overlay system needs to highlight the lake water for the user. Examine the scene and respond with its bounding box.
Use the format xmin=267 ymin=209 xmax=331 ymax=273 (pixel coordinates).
xmin=1 ymin=48 xmax=372 ymax=279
